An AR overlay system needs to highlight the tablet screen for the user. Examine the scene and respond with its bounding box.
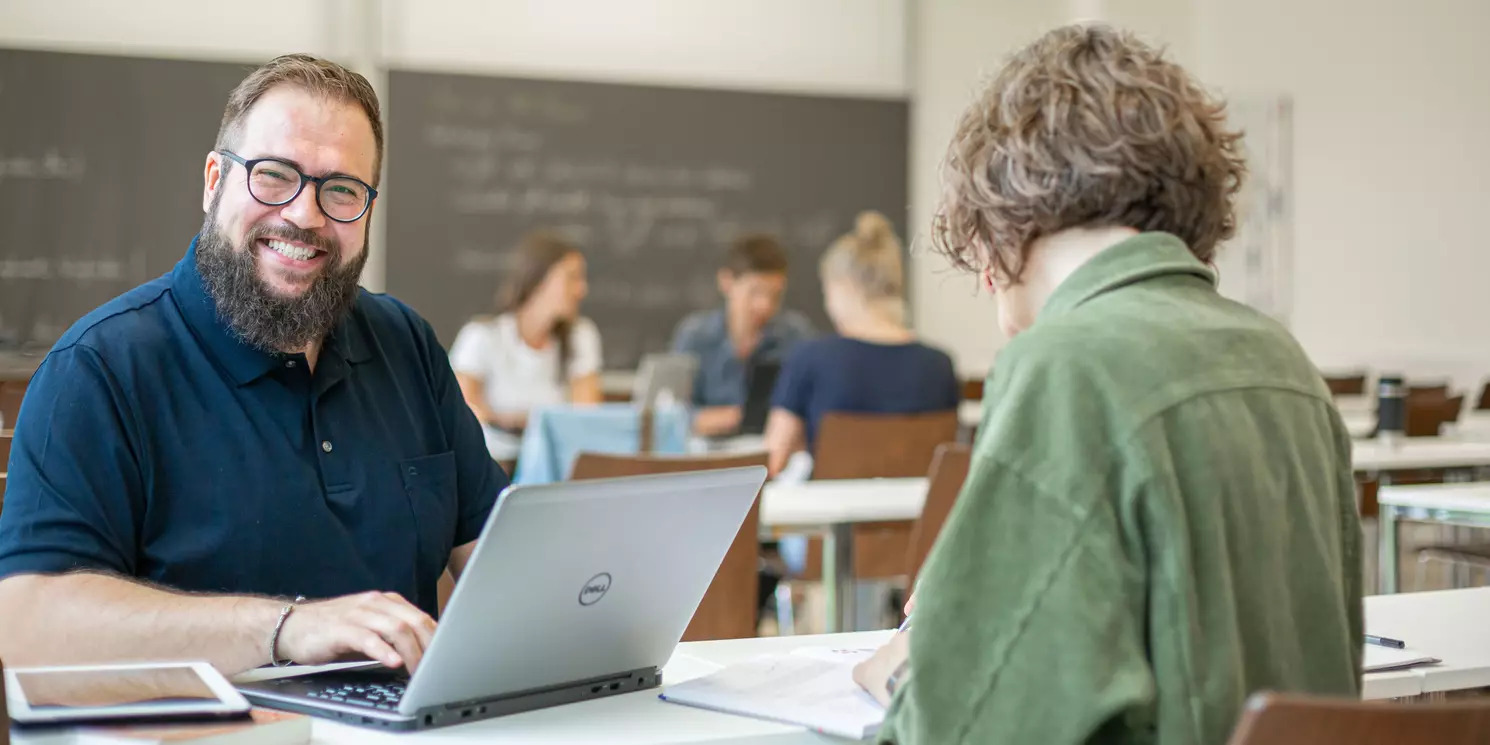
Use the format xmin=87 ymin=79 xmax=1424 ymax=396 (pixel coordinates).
xmin=15 ymin=666 xmax=219 ymax=710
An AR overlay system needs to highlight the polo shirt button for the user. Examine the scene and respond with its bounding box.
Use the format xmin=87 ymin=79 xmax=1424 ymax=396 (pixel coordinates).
xmin=321 ymin=440 xmax=333 ymax=453
xmin=286 ymin=360 xmax=297 ymax=368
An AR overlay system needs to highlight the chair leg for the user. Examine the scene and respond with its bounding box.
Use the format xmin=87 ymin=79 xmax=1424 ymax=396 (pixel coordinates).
xmin=774 ymin=582 xmax=796 ymax=637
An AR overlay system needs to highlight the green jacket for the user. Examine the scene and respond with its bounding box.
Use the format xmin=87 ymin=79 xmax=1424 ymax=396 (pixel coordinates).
xmin=879 ymin=233 xmax=1362 ymax=745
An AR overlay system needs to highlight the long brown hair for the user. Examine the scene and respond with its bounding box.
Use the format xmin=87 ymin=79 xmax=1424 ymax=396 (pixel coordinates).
xmin=499 ymin=231 xmax=581 ymax=383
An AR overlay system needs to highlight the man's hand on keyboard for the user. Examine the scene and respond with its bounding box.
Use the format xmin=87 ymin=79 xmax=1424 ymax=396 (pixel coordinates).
xmin=276 ymin=591 xmax=439 ymax=673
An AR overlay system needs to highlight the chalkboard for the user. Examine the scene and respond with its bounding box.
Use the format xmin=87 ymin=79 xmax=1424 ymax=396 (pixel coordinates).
xmin=386 ymin=71 xmax=908 ymax=369
xmin=0 ymin=49 xmax=252 ymax=350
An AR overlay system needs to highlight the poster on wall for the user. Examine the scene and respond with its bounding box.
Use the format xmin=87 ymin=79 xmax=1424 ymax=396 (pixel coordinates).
xmin=1215 ymin=95 xmax=1293 ymax=327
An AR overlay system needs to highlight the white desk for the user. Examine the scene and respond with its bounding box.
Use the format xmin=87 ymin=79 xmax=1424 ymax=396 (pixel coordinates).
xmin=279 ymin=588 xmax=1490 ymax=744
xmin=1335 ymin=395 xmax=1375 ymax=416
xmin=1342 ymin=411 xmax=1375 ymax=439
xmin=959 ymin=399 xmax=982 ymax=428
xmin=760 ymin=479 xmax=928 ymax=634
xmin=1449 ymin=411 xmax=1490 ymax=441
xmin=1366 ymin=587 xmax=1490 ymax=695
xmin=291 ymin=633 xmax=893 ymax=744
xmin=1352 ymin=437 xmax=1490 ymax=472
xmin=1376 ymin=482 xmax=1490 ymax=593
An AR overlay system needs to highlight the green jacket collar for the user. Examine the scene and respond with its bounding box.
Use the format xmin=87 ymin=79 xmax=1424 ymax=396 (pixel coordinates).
xmin=1038 ymin=232 xmax=1216 ymax=322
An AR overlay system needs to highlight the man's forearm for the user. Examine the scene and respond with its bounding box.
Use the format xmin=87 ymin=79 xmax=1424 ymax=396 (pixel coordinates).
xmin=0 ymin=573 xmax=286 ymax=674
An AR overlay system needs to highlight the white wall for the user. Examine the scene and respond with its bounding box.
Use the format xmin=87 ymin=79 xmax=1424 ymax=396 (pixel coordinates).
xmin=1189 ymin=0 xmax=1490 ymax=390
xmin=382 ymin=0 xmax=907 ymax=97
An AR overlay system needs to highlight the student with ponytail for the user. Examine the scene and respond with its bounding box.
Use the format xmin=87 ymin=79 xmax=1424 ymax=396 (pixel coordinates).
xmin=762 ymin=212 xmax=959 ymax=476
xmin=449 ymin=231 xmax=603 ymax=461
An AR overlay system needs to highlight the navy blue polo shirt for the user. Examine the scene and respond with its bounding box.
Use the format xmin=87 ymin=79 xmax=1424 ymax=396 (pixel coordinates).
xmin=669 ymin=308 xmax=816 ymax=407
xmin=0 ymin=239 xmax=506 ymax=617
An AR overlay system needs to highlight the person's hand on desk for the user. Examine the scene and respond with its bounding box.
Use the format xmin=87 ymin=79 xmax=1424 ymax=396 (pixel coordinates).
xmin=693 ymin=406 xmax=742 ymax=437
xmin=276 ymin=591 xmax=438 ymax=674
xmin=852 ymin=629 xmax=910 ymax=708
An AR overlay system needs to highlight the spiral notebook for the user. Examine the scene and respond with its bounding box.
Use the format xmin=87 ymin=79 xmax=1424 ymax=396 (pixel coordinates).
xmin=658 ymin=646 xmax=884 ymax=740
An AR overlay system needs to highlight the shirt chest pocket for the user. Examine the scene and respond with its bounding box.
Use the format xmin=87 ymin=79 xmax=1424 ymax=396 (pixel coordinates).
xmin=399 ymin=451 xmax=459 ymax=574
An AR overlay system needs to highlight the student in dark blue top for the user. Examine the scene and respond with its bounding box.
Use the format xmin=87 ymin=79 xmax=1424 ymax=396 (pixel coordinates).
xmin=0 ymin=55 xmax=505 ymax=676
xmin=764 ymin=212 xmax=960 ymax=475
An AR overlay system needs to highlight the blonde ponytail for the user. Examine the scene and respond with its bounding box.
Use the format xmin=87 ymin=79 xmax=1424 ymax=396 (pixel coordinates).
xmin=821 ymin=211 xmax=905 ymax=301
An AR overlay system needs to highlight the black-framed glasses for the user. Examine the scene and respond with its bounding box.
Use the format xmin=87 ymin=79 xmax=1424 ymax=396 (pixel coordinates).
xmin=218 ymin=150 xmax=378 ymax=223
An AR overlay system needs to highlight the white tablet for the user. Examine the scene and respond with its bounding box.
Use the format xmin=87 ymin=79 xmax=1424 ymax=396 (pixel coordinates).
xmin=4 ymin=661 xmax=250 ymax=726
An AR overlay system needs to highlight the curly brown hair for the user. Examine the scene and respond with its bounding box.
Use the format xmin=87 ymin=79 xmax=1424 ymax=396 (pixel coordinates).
xmin=932 ymin=24 xmax=1246 ymax=282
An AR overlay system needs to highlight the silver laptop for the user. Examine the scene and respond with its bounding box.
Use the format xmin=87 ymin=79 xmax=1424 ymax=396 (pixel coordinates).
xmin=237 ymin=467 xmax=766 ymax=731
xmin=632 ymin=352 xmax=698 ymax=409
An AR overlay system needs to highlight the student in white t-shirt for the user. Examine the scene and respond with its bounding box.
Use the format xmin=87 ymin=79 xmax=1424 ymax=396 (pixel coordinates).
xmin=449 ymin=231 xmax=603 ymax=460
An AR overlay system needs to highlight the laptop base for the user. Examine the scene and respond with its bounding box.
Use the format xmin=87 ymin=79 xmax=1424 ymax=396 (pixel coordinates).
xmin=239 ymin=665 xmax=661 ymax=731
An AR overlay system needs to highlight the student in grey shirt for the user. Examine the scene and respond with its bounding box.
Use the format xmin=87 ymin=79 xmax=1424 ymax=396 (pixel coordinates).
xmin=670 ymin=234 xmax=814 ymax=436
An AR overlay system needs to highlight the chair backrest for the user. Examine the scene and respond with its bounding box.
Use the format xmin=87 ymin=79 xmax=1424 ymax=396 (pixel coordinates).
xmin=1405 ymin=393 xmax=1463 ymax=438
xmin=0 ymin=379 xmax=24 ymax=431
xmin=1323 ymin=374 xmax=1367 ymax=396
xmin=1 ymin=657 xmax=9 ymax=745
xmin=1226 ymin=692 xmax=1490 ymax=745
xmin=0 ymin=432 xmax=10 ymax=517
xmin=570 ymin=451 xmax=769 ymax=642
xmin=1478 ymin=381 xmax=1490 ymax=411
xmin=960 ymin=378 xmax=984 ymax=402
xmin=904 ymin=443 xmax=971 ymax=591
xmin=812 ymin=411 xmax=961 ymax=480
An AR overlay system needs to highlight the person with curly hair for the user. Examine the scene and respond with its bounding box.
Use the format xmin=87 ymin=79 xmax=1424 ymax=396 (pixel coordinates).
xmin=852 ymin=24 xmax=1361 ymax=744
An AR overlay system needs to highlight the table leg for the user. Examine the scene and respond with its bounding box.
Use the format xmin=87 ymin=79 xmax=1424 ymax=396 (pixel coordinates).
xmin=1379 ymin=505 xmax=1400 ymax=594
xmin=821 ymin=522 xmax=856 ymax=634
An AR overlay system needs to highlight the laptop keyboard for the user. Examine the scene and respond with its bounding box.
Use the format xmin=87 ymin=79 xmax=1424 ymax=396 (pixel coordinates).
xmin=302 ymin=679 xmax=406 ymax=711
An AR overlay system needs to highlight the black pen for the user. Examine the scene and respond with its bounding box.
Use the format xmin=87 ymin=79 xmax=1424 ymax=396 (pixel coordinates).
xmin=1366 ymin=635 xmax=1405 ymax=649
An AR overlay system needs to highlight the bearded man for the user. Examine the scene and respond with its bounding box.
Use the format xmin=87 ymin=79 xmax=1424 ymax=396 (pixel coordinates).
xmin=0 ymin=55 xmax=506 ymax=676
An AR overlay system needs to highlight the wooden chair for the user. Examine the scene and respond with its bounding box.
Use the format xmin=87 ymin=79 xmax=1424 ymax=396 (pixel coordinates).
xmin=803 ymin=410 xmax=961 ymax=580
xmin=903 ymin=443 xmax=972 ymax=594
xmin=0 ymin=379 xmax=24 ymax=431
xmin=1323 ymin=373 xmax=1367 ymax=396
xmin=960 ymin=378 xmax=984 ymax=402
xmin=1409 ymin=384 xmax=1450 ymax=399
xmin=1477 ymin=381 xmax=1490 ymax=411
xmin=0 ymin=431 xmax=10 ymax=517
xmin=1 ymin=658 xmax=9 ymax=745
xmin=1415 ymin=543 xmax=1490 ymax=589
xmin=812 ymin=410 xmax=962 ymax=481
xmin=775 ymin=411 xmax=960 ymax=632
xmin=1226 ymin=691 xmax=1490 ymax=745
xmin=570 ymin=451 xmax=769 ymax=641
xmin=1405 ymin=393 xmax=1463 ymax=438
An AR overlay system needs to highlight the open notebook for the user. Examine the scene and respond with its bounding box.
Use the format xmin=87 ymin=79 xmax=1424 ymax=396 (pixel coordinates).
xmin=659 ymin=646 xmax=884 ymax=740
xmin=1364 ymin=643 xmax=1439 ymax=673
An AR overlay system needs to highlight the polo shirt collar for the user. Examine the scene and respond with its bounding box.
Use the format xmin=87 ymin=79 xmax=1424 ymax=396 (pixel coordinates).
xmin=171 ymin=236 xmax=371 ymax=386
xmin=1038 ymin=231 xmax=1216 ymax=322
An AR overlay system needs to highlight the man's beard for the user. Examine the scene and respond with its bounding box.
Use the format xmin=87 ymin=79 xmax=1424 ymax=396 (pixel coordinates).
xmin=196 ymin=198 xmax=367 ymax=354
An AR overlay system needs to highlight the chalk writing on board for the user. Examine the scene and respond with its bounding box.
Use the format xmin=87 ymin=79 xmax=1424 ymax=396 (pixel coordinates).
xmin=0 ymin=151 xmax=86 ymax=182
xmin=0 ymin=258 xmax=128 ymax=281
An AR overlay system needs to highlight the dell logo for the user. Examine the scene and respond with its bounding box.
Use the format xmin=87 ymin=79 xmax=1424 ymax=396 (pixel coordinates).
xmin=578 ymin=572 xmax=612 ymax=606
